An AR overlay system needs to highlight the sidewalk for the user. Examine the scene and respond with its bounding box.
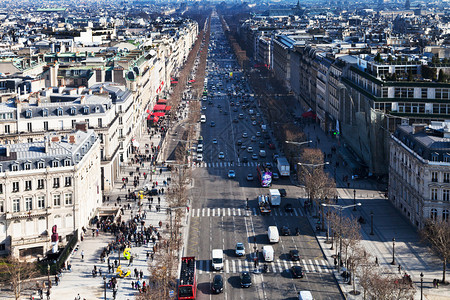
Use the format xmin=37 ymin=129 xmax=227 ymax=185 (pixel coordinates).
xmin=296 ymin=116 xmax=450 ymax=300
xmin=45 ymin=101 xmax=193 ymax=300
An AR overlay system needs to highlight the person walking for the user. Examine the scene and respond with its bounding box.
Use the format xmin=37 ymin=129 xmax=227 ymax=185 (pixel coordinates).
xmin=81 ymin=250 xmax=84 ymax=260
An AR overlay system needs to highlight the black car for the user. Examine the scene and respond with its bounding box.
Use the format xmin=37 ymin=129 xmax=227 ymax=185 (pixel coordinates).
xmin=281 ymin=226 xmax=290 ymax=236
xmin=242 ymin=156 xmax=248 ymax=163
xmin=211 ymin=274 xmax=223 ymax=293
xmin=236 ymin=140 xmax=242 ymax=146
xmin=240 ymin=272 xmax=252 ymax=288
xmin=146 ymin=189 xmax=159 ymax=196
xmin=289 ymin=250 xmax=300 ymax=261
xmin=279 ymin=189 xmax=287 ymax=197
xmin=291 ymin=266 xmax=304 ymax=278
xmin=284 ymin=203 xmax=293 ymax=213
xmin=233 ymin=118 xmax=238 ymax=123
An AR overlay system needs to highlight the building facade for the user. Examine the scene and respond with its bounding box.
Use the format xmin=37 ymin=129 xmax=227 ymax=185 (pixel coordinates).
xmin=389 ymin=122 xmax=450 ymax=228
xmin=0 ymin=129 xmax=101 ymax=259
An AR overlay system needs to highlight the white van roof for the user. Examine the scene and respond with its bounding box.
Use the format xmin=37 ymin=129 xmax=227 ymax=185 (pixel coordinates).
xmin=212 ymin=249 xmax=223 ymax=256
xmin=299 ymin=291 xmax=313 ymax=300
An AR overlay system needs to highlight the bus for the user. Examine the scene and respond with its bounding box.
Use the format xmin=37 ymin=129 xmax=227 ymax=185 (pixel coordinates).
xmin=257 ymin=163 xmax=272 ymax=187
xmin=178 ymin=257 xmax=196 ymax=300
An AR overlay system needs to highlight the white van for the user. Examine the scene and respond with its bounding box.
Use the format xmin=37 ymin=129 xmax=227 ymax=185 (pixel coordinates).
xmin=200 ymin=115 xmax=206 ymax=123
xmin=262 ymin=245 xmax=274 ymax=262
xmin=212 ymin=249 xmax=224 ymax=271
xmin=298 ymin=291 xmax=313 ymax=300
xmin=197 ymin=144 xmax=203 ymax=153
xmin=268 ymin=226 xmax=279 ymax=243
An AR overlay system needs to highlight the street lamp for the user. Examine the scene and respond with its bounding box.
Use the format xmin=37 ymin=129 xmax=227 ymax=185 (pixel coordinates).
xmin=103 ymin=276 xmax=107 ymax=300
xmin=370 ymin=211 xmax=374 ymax=235
xmin=391 ymin=237 xmax=396 ymax=265
xmin=420 ymin=272 xmax=424 ymax=300
xmin=353 ymin=189 xmax=356 ymax=211
xmin=298 ymin=162 xmax=330 ymax=168
xmin=322 ymin=202 xmax=362 ymax=273
xmin=47 ymin=263 xmax=50 ymax=300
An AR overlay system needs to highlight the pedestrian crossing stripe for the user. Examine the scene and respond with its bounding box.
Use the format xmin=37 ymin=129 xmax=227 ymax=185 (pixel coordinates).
xmin=191 ymin=207 xmax=303 ymax=217
xmin=192 ymin=162 xmax=263 ymax=168
xmin=196 ymin=259 xmax=331 ymax=274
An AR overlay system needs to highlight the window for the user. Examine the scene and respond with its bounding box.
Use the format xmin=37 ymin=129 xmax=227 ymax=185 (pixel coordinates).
xmin=4 ymin=125 xmax=10 ymax=134
xmin=52 ymin=161 xmax=59 ymax=168
xmin=444 ymin=210 xmax=449 ymax=222
xmin=24 ymin=163 xmax=31 ymax=170
xmin=64 ymin=160 xmax=71 ymax=167
xmin=119 ymin=117 xmax=123 ymax=125
xmin=98 ymin=118 xmax=102 ymax=127
xmin=70 ymin=107 xmax=76 ymax=115
xmin=43 ymin=109 xmax=48 ymax=117
xmin=27 ymin=122 xmax=32 ymax=132
xmin=65 ymin=177 xmax=72 ymax=187
xmin=57 ymin=108 xmax=63 ymax=116
xmin=432 ymin=171 xmax=438 ymax=182
xmin=431 ymin=153 xmax=439 ymax=162
xmin=0 ymin=200 xmax=3 ymax=212
xmin=53 ymin=178 xmax=60 ymax=188
xmin=443 ymin=189 xmax=450 ymax=202
xmin=444 ymin=173 xmax=450 ymax=183
xmin=0 ymin=184 xmax=2 ymax=194
xmin=13 ymin=199 xmax=20 ymax=212
xmin=430 ymin=208 xmax=438 ymax=220
xmin=44 ymin=121 xmax=48 ymax=131
xmin=421 ymin=88 xmax=427 ymax=99
xmin=37 ymin=179 xmax=44 ymax=189
xmin=25 ymin=197 xmax=32 ymax=211
xmin=12 ymin=182 xmax=19 ymax=192
xmin=25 ymin=110 xmax=32 ymax=118
xmin=64 ymin=193 xmax=72 ymax=205
xmin=38 ymin=161 xmax=45 ymax=169
xmin=37 ymin=196 xmax=45 ymax=209
xmin=25 ymin=180 xmax=32 ymax=191
xmin=83 ymin=106 xmax=89 ymax=114
xmin=11 ymin=164 xmax=18 ymax=171
xmin=27 ymin=138 xmax=33 ymax=143
xmin=53 ymin=194 xmax=61 ymax=206
xmin=431 ymin=188 xmax=438 ymax=200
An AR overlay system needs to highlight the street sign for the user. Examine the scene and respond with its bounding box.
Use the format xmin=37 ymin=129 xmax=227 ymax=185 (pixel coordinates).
xmin=169 ymin=290 xmax=175 ymax=297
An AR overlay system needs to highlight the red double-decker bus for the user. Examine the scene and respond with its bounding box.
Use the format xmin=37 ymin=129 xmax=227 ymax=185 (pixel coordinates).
xmin=178 ymin=256 xmax=197 ymax=299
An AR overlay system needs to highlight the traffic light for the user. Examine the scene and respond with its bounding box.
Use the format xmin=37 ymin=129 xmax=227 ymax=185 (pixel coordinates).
xmin=332 ymin=130 xmax=340 ymax=136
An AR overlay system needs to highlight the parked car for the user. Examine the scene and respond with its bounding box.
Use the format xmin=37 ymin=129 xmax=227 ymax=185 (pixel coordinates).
xmin=289 ymin=250 xmax=300 ymax=261
xmin=279 ymin=189 xmax=287 ymax=197
xmin=247 ymin=173 xmax=254 ymax=181
xmin=228 ymin=170 xmax=236 ymax=178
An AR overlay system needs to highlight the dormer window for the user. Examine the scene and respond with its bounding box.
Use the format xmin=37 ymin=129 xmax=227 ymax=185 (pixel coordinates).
xmin=70 ymin=107 xmax=77 ymax=115
xmin=24 ymin=162 xmax=31 ymax=170
xmin=95 ymin=106 xmax=100 ymax=113
xmin=431 ymin=153 xmax=439 ymax=162
xmin=64 ymin=159 xmax=71 ymax=166
xmin=25 ymin=109 xmax=32 ymax=118
xmin=52 ymin=160 xmax=59 ymax=168
xmin=57 ymin=107 xmax=63 ymax=116
xmin=42 ymin=108 xmax=49 ymax=117
xmin=11 ymin=163 xmax=19 ymax=171
xmin=37 ymin=161 xmax=45 ymax=169
xmin=0 ymin=164 xmax=2 ymax=172
xmin=83 ymin=106 xmax=90 ymax=114
xmin=444 ymin=153 xmax=450 ymax=163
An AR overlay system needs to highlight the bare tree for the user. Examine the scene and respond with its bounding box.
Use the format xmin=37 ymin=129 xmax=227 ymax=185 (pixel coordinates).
xmin=420 ymin=218 xmax=450 ymax=283
xmin=140 ymin=250 xmax=177 ymax=300
xmin=0 ymin=256 xmax=39 ymax=300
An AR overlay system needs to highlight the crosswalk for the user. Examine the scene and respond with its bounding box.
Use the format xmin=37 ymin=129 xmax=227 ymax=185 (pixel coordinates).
xmin=196 ymin=259 xmax=332 ymax=274
xmin=191 ymin=207 xmax=303 ymax=217
xmin=192 ymin=161 xmax=263 ymax=168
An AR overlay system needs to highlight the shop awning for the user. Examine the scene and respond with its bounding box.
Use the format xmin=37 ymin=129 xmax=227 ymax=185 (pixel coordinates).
xmin=302 ymin=110 xmax=316 ymax=118
xmin=151 ymin=112 xmax=166 ymax=117
xmin=157 ymin=99 xmax=167 ymax=104
xmin=153 ymin=104 xmax=166 ymax=111
xmin=152 ymin=116 xmax=159 ymax=123
xmin=165 ymin=106 xmax=172 ymax=111
xmin=188 ymin=79 xmax=196 ymax=83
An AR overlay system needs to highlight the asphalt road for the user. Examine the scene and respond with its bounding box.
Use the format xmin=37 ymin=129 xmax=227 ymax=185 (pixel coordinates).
xmin=184 ymin=14 xmax=343 ymax=300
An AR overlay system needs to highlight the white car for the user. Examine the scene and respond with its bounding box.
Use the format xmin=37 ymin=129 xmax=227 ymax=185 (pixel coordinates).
xmin=218 ymin=152 xmax=225 ymax=159
xmin=197 ymin=154 xmax=203 ymax=161
xmin=247 ymin=146 xmax=253 ymax=153
xmin=202 ymin=106 xmax=207 ymax=110
xmin=242 ymin=132 xmax=248 ymax=138
xmin=235 ymin=243 xmax=245 ymax=256
xmin=228 ymin=170 xmax=236 ymax=178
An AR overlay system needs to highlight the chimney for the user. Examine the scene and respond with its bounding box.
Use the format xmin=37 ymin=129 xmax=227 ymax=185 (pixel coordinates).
xmin=88 ymin=89 xmax=92 ymax=95
xmin=412 ymin=124 xmax=426 ymax=134
xmin=6 ymin=145 xmax=10 ymax=157
xmin=99 ymin=86 xmax=104 ymax=94
xmin=75 ymin=121 xmax=88 ymax=132
xmin=80 ymin=95 xmax=86 ymax=104
xmin=78 ymin=86 xmax=85 ymax=95
xmin=58 ymin=86 xmax=65 ymax=93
